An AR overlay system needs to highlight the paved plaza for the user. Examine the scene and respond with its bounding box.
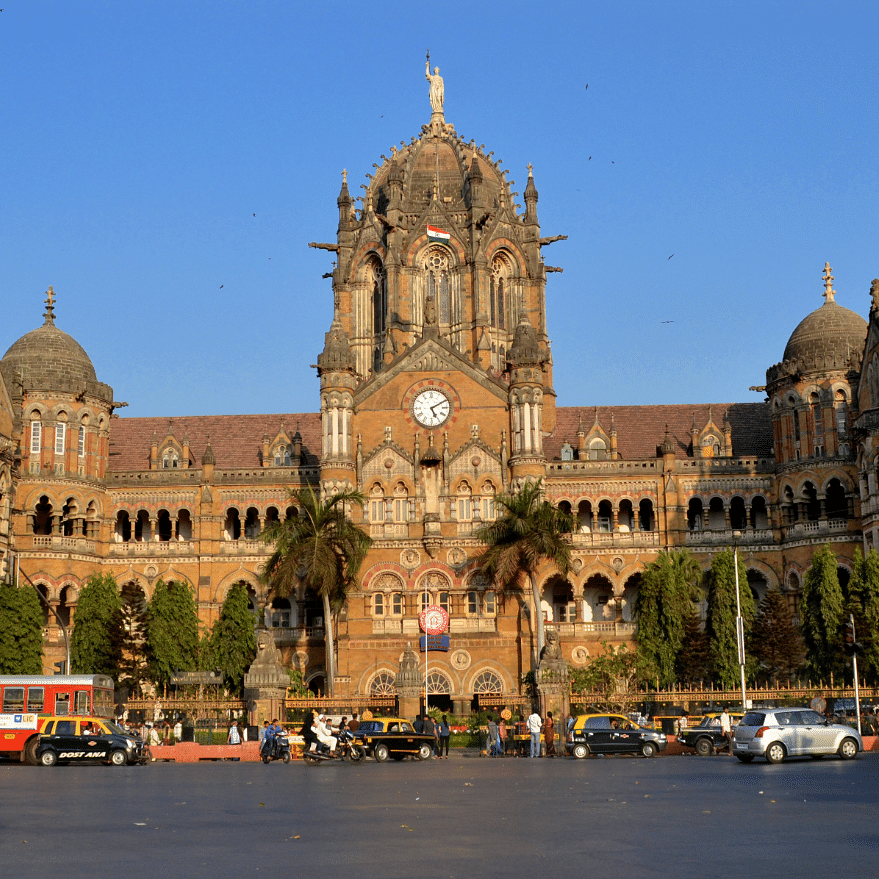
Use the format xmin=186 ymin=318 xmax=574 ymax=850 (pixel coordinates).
xmin=1 ymin=753 xmax=875 ymax=877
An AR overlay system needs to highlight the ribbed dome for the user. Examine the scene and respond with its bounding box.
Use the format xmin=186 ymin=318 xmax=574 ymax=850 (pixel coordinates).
xmin=782 ymin=300 xmax=867 ymax=366
xmin=1 ymin=318 xmax=97 ymax=394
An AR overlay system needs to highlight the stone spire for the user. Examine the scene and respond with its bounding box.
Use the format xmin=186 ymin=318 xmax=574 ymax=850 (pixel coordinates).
xmin=317 ymin=316 xmax=355 ymax=374
xmin=524 ymin=163 xmax=539 ymax=224
xmin=822 ymin=262 xmax=836 ymax=304
xmin=508 ymin=311 xmax=543 ymax=367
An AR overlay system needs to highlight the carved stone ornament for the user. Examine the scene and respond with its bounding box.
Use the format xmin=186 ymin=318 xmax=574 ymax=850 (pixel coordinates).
xmin=451 ymin=649 xmax=471 ymax=670
xmin=401 ymin=548 xmax=421 ymax=569
xmin=571 ymin=645 xmax=590 ymax=666
xmin=446 ymin=547 xmax=466 ymax=567
xmin=611 ymin=556 xmax=624 ymax=573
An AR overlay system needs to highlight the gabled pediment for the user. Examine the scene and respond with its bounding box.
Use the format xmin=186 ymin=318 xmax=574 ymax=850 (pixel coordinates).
xmin=353 ymin=333 xmax=507 ymax=406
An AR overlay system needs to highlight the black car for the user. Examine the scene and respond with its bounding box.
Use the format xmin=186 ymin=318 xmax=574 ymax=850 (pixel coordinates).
xmin=36 ymin=717 xmax=149 ymax=766
xmin=678 ymin=713 xmax=743 ymax=756
xmin=352 ymin=717 xmax=435 ymax=762
xmin=566 ymin=714 xmax=667 ymax=758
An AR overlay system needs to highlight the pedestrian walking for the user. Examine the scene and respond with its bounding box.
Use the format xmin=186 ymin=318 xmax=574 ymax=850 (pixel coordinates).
xmin=497 ymin=716 xmax=507 ymax=757
xmin=227 ymin=720 xmax=241 ymax=745
xmin=544 ymin=711 xmax=556 ymax=757
xmin=719 ymin=707 xmax=734 ymax=755
xmin=487 ymin=715 xmax=499 ymax=757
xmin=437 ymin=715 xmax=450 ymax=759
xmin=526 ymin=709 xmax=543 ymax=758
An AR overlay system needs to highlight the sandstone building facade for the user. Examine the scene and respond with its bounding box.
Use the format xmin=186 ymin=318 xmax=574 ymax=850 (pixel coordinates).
xmin=3 ymin=80 xmax=878 ymax=713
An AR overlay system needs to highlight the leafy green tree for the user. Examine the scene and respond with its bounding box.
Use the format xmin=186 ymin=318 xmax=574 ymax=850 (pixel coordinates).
xmin=475 ymin=479 xmax=573 ymax=659
xmin=705 ymin=549 xmax=755 ymax=689
xmin=844 ymin=547 xmax=879 ymax=683
xmin=261 ymin=486 xmax=372 ymax=696
xmin=675 ymin=609 xmax=710 ymax=684
xmin=113 ymin=581 xmax=149 ymax=696
xmin=0 ymin=583 xmax=45 ymax=674
xmin=751 ymin=587 xmax=804 ymax=683
xmin=632 ymin=549 xmax=702 ymax=688
xmin=572 ymin=642 xmax=645 ymax=714
xmin=70 ymin=574 xmax=123 ymax=676
xmin=208 ymin=582 xmax=257 ymax=694
xmin=144 ymin=579 xmax=200 ymax=689
xmin=800 ymin=544 xmax=846 ymax=683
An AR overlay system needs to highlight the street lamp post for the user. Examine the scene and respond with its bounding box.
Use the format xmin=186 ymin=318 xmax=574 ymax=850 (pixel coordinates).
xmin=732 ymin=533 xmax=748 ymax=713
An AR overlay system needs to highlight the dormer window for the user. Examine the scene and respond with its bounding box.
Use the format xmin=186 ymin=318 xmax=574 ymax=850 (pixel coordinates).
xmin=274 ymin=445 xmax=291 ymax=466
xmin=589 ymin=438 xmax=608 ymax=461
xmin=162 ymin=449 xmax=179 ymax=469
xmin=560 ymin=443 xmax=574 ymax=461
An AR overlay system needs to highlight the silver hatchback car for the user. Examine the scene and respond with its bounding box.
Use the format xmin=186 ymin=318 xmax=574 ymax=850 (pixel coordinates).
xmin=734 ymin=707 xmax=862 ymax=763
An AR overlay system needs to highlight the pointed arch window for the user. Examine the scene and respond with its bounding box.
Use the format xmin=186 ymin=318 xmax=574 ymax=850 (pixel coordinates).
xmin=426 ymin=248 xmax=450 ymax=324
xmin=371 ymin=260 xmax=387 ymax=337
xmin=835 ymin=390 xmax=848 ymax=438
xmin=490 ymin=255 xmax=512 ymax=330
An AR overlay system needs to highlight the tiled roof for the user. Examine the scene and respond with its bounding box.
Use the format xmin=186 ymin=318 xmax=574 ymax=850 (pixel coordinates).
xmin=107 ymin=402 xmax=773 ymax=472
xmin=547 ymin=403 xmax=772 ymax=460
xmin=108 ymin=413 xmax=322 ymax=471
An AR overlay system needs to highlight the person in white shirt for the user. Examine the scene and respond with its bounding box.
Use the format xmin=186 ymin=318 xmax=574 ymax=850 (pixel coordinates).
xmin=526 ymin=711 xmax=543 ymax=758
xmin=719 ymin=707 xmax=734 ymax=755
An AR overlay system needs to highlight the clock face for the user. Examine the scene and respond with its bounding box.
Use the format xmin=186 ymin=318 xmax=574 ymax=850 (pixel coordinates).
xmin=412 ymin=388 xmax=451 ymax=428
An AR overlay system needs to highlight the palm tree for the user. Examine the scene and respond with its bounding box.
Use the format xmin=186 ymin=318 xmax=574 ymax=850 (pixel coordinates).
xmin=475 ymin=479 xmax=573 ymax=661
xmin=260 ymin=486 xmax=371 ymax=696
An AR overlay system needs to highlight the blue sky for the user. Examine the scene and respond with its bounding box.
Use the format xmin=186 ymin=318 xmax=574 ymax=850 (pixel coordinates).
xmin=3 ymin=0 xmax=878 ymax=418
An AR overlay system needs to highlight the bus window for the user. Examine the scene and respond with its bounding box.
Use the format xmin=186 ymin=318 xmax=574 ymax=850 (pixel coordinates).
xmin=26 ymin=687 xmax=45 ymax=713
xmin=73 ymin=691 xmax=89 ymax=715
xmin=93 ymin=688 xmax=113 ymax=718
xmin=2 ymin=687 xmax=24 ymax=713
xmin=55 ymin=691 xmax=70 ymax=714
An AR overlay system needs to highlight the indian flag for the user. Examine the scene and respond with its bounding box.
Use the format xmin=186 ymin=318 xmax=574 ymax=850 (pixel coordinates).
xmin=427 ymin=224 xmax=450 ymax=242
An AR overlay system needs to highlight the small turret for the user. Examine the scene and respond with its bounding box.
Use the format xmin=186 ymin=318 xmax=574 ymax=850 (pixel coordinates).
xmin=524 ymin=163 xmax=538 ymax=225
xmin=337 ymin=169 xmax=352 ymax=233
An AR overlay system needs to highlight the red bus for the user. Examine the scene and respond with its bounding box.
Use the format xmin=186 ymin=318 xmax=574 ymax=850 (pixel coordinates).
xmin=0 ymin=674 xmax=115 ymax=763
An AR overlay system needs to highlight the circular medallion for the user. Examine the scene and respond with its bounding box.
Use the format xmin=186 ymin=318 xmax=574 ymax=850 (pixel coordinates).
xmin=571 ymin=646 xmax=590 ymax=666
xmin=420 ymin=605 xmax=449 ymax=635
xmin=451 ymin=649 xmax=471 ymax=670
xmin=412 ymin=388 xmax=451 ymax=428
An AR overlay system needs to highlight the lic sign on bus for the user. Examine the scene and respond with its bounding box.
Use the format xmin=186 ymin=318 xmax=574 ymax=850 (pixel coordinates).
xmin=0 ymin=714 xmax=38 ymax=730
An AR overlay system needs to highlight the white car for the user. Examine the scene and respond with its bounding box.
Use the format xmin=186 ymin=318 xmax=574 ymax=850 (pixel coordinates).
xmin=734 ymin=707 xmax=862 ymax=763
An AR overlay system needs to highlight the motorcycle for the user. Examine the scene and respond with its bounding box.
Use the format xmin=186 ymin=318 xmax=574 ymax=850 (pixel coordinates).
xmin=302 ymin=727 xmax=364 ymax=765
xmin=261 ymin=730 xmax=292 ymax=764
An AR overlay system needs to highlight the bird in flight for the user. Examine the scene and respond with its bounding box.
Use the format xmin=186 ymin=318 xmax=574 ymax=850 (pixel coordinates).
xmin=253 ymin=213 xmax=256 ymax=217
xmin=588 ymin=156 xmax=591 ymax=160
xmin=585 ymin=84 xmax=588 ymax=90
xmin=219 ymin=285 xmax=224 ymax=289
xmin=661 ymin=320 xmax=674 ymax=324
xmin=668 ymin=254 xmax=674 ymax=260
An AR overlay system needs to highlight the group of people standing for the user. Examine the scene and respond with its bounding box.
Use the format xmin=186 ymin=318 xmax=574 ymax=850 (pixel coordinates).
xmin=485 ymin=710 xmax=559 ymax=758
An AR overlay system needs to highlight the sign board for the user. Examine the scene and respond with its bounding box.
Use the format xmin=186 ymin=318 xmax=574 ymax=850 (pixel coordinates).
xmin=170 ymin=671 xmax=223 ymax=686
xmin=419 ymin=605 xmax=449 ymax=636
xmin=0 ymin=713 xmax=38 ymax=730
xmin=419 ymin=634 xmax=450 ymax=652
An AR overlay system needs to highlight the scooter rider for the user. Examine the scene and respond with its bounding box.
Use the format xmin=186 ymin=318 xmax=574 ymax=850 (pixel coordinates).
xmin=261 ymin=718 xmax=281 ymax=757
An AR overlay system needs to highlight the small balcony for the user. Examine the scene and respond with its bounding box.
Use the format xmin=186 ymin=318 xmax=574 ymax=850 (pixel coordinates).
xmin=31 ymin=535 xmax=96 ymax=554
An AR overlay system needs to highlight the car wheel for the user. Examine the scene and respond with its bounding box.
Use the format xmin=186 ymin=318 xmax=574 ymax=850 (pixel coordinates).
xmin=838 ymin=737 xmax=858 ymax=760
xmin=347 ymin=745 xmax=365 ymax=763
xmin=40 ymin=750 xmax=57 ymax=767
xmin=641 ymin=742 xmax=657 ymax=758
xmin=695 ymin=738 xmax=713 ymax=757
xmin=282 ymin=752 xmax=291 ymax=764
xmin=417 ymin=742 xmax=433 ymax=761
xmin=572 ymin=744 xmax=589 ymax=760
xmin=110 ymin=750 xmax=127 ymax=766
xmin=374 ymin=743 xmax=390 ymax=763
xmin=24 ymin=737 xmax=40 ymax=766
xmin=736 ymin=754 xmax=754 ymax=763
xmin=765 ymin=742 xmax=786 ymax=764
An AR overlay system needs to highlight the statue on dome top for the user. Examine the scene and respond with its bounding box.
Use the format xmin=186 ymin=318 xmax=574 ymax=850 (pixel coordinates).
xmin=425 ymin=52 xmax=444 ymax=115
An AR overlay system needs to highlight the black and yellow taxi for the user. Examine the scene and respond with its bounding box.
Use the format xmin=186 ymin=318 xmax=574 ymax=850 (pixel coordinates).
xmin=566 ymin=713 xmax=667 ymax=759
xmin=36 ymin=716 xmax=149 ymax=766
xmin=352 ymin=717 xmax=435 ymax=762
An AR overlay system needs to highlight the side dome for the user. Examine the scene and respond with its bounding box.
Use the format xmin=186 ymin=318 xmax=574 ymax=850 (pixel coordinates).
xmin=1 ymin=289 xmax=103 ymax=396
xmin=783 ymin=300 xmax=867 ymax=366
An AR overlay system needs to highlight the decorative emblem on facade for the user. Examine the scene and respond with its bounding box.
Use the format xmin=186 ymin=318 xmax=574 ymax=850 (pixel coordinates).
xmin=145 ymin=565 xmax=158 ymax=579
xmin=446 ymin=547 xmax=466 ymax=567
xmin=418 ymin=571 xmax=451 ymax=592
xmin=451 ymin=649 xmax=471 ymax=670
xmin=401 ymin=549 xmax=421 ymax=569
xmin=374 ymin=572 xmax=404 ymax=591
xmin=571 ymin=646 xmax=590 ymax=666
xmin=611 ymin=556 xmax=625 ymax=572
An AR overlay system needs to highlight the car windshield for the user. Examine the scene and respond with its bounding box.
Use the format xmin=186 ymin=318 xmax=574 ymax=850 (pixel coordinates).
xmin=102 ymin=721 xmax=127 ymax=735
